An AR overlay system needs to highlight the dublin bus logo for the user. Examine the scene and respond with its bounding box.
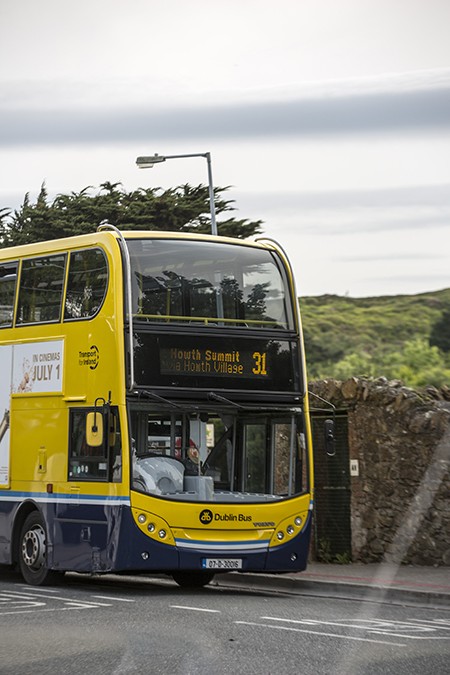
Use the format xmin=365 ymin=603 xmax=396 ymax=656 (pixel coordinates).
xmin=199 ymin=509 xmax=213 ymax=524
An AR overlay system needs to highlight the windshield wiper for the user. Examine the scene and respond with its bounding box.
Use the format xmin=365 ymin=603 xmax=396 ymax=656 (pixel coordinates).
xmin=207 ymin=392 xmax=243 ymax=409
xmin=136 ymin=390 xmax=182 ymax=409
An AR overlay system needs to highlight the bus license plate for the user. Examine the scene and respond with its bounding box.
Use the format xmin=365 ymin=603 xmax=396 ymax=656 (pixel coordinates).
xmin=202 ymin=558 xmax=242 ymax=570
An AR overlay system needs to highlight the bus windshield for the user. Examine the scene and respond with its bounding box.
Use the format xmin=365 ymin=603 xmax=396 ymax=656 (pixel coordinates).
xmin=127 ymin=238 xmax=293 ymax=329
xmin=130 ymin=409 xmax=307 ymax=503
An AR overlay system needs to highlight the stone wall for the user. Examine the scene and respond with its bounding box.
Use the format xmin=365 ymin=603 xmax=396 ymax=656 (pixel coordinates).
xmin=309 ymin=377 xmax=450 ymax=566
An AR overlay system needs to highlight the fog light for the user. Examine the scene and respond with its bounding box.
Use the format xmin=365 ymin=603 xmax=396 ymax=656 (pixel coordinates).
xmin=294 ymin=516 xmax=302 ymax=526
xmin=158 ymin=529 xmax=166 ymax=539
xmin=291 ymin=553 xmax=297 ymax=561
xmin=277 ymin=531 xmax=284 ymax=540
xmin=141 ymin=552 xmax=149 ymax=560
xmin=138 ymin=514 xmax=146 ymax=524
xmin=147 ymin=523 xmax=155 ymax=533
xmin=287 ymin=525 xmax=295 ymax=535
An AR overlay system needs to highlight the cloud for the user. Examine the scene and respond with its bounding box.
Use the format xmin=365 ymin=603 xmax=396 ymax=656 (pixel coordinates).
xmin=336 ymin=253 xmax=446 ymax=263
xmin=1 ymin=85 xmax=450 ymax=148
xmin=364 ymin=273 xmax=450 ymax=286
xmin=235 ymin=184 xmax=450 ymax=236
xmin=276 ymin=211 xmax=449 ymax=236
xmin=237 ymin=184 xmax=450 ymax=210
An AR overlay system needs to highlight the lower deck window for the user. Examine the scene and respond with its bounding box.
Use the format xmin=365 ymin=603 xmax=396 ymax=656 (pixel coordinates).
xmin=68 ymin=407 xmax=121 ymax=481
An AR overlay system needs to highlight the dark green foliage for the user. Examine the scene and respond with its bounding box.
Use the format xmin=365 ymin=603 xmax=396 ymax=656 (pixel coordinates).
xmin=429 ymin=307 xmax=450 ymax=353
xmin=0 ymin=182 xmax=263 ymax=248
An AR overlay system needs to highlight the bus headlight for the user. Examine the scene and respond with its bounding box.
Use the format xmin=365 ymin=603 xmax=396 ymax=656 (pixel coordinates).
xmin=277 ymin=531 xmax=284 ymax=540
xmin=158 ymin=529 xmax=167 ymax=539
xmin=294 ymin=516 xmax=303 ymax=527
xmin=148 ymin=523 xmax=155 ymax=533
xmin=138 ymin=514 xmax=146 ymax=524
xmin=286 ymin=525 xmax=295 ymax=535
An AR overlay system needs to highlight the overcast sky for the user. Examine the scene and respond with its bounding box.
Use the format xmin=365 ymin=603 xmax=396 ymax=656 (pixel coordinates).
xmin=1 ymin=0 xmax=449 ymax=297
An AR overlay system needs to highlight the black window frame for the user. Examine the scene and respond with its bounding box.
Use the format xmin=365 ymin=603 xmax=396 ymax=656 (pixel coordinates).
xmin=64 ymin=247 xmax=109 ymax=322
xmin=68 ymin=406 xmax=121 ymax=483
xmin=16 ymin=253 xmax=67 ymax=326
xmin=0 ymin=260 xmax=19 ymax=328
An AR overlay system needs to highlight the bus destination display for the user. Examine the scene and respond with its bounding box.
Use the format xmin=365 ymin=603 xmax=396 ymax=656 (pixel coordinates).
xmin=160 ymin=346 xmax=268 ymax=378
xmin=132 ymin=333 xmax=300 ymax=392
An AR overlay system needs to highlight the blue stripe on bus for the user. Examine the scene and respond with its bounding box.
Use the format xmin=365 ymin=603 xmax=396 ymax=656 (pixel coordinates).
xmin=0 ymin=491 xmax=131 ymax=506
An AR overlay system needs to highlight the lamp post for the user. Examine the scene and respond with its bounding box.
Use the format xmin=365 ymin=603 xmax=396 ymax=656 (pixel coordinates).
xmin=136 ymin=152 xmax=218 ymax=236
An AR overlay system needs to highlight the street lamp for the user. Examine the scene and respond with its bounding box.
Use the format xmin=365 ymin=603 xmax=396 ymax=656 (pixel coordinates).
xmin=136 ymin=152 xmax=218 ymax=236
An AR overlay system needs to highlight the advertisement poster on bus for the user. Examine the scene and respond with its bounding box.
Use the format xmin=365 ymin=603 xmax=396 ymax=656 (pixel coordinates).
xmin=0 ymin=340 xmax=64 ymax=486
xmin=11 ymin=340 xmax=64 ymax=394
xmin=0 ymin=345 xmax=12 ymax=486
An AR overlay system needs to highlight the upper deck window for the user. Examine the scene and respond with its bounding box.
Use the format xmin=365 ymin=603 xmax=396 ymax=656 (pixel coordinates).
xmin=127 ymin=239 xmax=294 ymax=329
xmin=16 ymin=254 xmax=66 ymax=325
xmin=64 ymin=248 xmax=108 ymax=320
xmin=0 ymin=261 xmax=18 ymax=328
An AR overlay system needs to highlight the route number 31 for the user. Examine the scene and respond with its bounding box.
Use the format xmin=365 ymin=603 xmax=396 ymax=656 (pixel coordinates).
xmin=252 ymin=351 xmax=268 ymax=376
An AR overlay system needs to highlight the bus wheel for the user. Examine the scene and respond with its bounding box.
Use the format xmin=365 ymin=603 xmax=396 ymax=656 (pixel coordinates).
xmin=172 ymin=571 xmax=215 ymax=588
xmin=18 ymin=512 xmax=61 ymax=586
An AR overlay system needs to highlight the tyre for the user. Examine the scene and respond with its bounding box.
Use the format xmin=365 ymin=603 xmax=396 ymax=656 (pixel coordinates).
xmin=18 ymin=512 xmax=62 ymax=586
xmin=172 ymin=571 xmax=215 ymax=588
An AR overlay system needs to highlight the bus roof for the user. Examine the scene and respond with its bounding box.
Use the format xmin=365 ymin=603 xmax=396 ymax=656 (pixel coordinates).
xmin=0 ymin=228 xmax=282 ymax=260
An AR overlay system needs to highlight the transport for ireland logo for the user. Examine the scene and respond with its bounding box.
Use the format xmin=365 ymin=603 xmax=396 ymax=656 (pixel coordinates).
xmin=79 ymin=345 xmax=99 ymax=370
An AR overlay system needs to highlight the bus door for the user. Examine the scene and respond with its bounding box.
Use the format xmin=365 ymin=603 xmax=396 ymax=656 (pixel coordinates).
xmin=240 ymin=416 xmax=306 ymax=496
xmin=53 ymin=406 xmax=122 ymax=572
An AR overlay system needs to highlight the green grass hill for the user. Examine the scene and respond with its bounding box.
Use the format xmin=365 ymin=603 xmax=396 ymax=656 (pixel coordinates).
xmin=300 ymin=287 xmax=450 ymax=388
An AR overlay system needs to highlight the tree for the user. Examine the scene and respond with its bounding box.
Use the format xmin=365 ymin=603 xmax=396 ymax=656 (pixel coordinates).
xmin=382 ymin=338 xmax=450 ymax=388
xmin=429 ymin=308 xmax=450 ymax=353
xmin=0 ymin=182 xmax=263 ymax=248
xmin=326 ymin=338 xmax=450 ymax=388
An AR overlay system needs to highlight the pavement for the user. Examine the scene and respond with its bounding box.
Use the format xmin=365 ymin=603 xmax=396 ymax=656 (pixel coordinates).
xmin=216 ymin=562 xmax=450 ymax=608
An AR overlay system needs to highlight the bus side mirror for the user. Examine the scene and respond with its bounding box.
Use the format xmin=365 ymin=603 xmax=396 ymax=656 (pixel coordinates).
xmin=86 ymin=411 xmax=104 ymax=447
xmin=324 ymin=419 xmax=335 ymax=457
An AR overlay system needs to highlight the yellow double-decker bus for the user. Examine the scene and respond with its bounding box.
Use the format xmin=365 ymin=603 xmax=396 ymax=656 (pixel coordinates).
xmin=0 ymin=225 xmax=314 ymax=586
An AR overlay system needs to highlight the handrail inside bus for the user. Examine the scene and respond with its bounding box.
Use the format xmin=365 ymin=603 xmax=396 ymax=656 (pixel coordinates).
xmin=97 ymin=223 xmax=135 ymax=391
xmin=132 ymin=313 xmax=288 ymax=328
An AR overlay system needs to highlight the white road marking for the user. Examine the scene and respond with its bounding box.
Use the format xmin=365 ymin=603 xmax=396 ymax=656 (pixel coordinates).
xmin=92 ymin=595 xmax=135 ymax=602
xmin=5 ymin=590 xmax=111 ymax=606
xmin=235 ymin=620 xmax=406 ymax=647
xmin=261 ymin=616 xmax=450 ymax=641
xmin=170 ymin=605 xmax=221 ymax=613
xmin=0 ymin=593 xmax=37 ymax=601
xmin=408 ymin=618 xmax=450 ymax=629
xmin=0 ymin=589 xmax=113 ymax=615
xmin=17 ymin=585 xmax=60 ymax=593
xmin=0 ymin=605 xmax=112 ymax=616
